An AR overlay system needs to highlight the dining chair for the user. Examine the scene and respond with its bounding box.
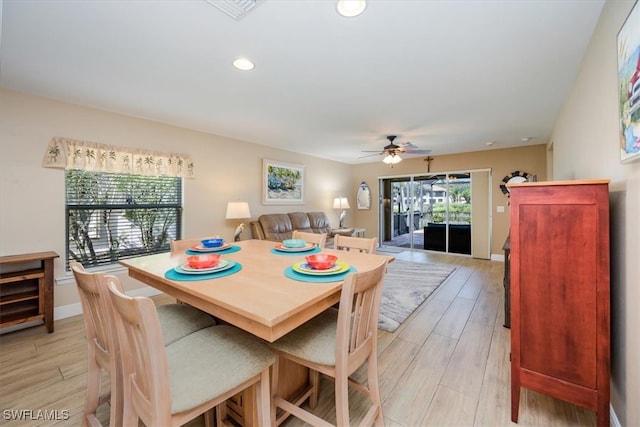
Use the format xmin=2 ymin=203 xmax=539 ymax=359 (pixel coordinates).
xmin=70 ymin=262 xmax=216 ymax=427
xmin=334 ymin=234 xmax=378 ymax=254
xmin=269 ymin=258 xmax=389 ymax=427
xmin=106 ymin=276 xmax=276 ymax=427
xmin=292 ymin=230 xmax=327 ymax=248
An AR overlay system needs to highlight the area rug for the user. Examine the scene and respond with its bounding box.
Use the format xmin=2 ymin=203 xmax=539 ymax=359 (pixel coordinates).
xmin=378 ymin=260 xmax=456 ymax=332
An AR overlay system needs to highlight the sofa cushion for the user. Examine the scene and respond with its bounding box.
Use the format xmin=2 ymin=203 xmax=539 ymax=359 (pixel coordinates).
xmin=258 ymin=213 xmax=294 ymax=241
xmin=307 ymin=212 xmax=333 ymax=235
xmin=251 ymin=211 xmax=336 ymax=246
xmin=288 ymin=212 xmax=314 ymax=233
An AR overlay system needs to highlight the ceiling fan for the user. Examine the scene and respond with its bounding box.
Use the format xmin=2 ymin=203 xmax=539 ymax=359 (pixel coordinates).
xmin=361 ymin=135 xmax=432 ymax=165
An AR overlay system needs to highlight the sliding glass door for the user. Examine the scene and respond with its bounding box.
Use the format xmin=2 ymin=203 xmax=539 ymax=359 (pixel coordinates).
xmin=379 ymin=172 xmax=479 ymax=255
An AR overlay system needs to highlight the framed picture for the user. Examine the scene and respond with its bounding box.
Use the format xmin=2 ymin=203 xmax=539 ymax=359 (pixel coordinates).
xmin=617 ymin=0 xmax=640 ymax=163
xmin=262 ymin=159 xmax=304 ymax=205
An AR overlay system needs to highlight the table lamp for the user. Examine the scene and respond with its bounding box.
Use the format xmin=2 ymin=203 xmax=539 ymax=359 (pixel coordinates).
xmin=225 ymin=202 xmax=252 ymax=241
xmin=332 ymin=197 xmax=350 ymax=229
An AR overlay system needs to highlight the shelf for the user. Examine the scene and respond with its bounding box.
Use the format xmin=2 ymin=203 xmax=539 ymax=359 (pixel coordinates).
xmin=0 ymin=268 xmax=44 ymax=284
xmin=0 ymin=251 xmax=58 ymax=333
xmin=0 ymin=291 xmax=39 ymax=306
xmin=0 ymin=301 xmax=41 ymax=325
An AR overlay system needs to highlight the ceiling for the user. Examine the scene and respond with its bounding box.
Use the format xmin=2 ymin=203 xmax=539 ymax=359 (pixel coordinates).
xmin=0 ymin=0 xmax=605 ymax=164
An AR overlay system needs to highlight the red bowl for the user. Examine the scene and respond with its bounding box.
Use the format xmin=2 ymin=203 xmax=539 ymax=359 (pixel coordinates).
xmin=305 ymin=254 xmax=338 ymax=270
xmin=186 ymin=254 xmax=221 ymax=269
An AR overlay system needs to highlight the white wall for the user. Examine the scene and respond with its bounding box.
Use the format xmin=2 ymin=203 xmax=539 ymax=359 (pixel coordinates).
xmin=550 ymin=1 xmax=640 ymax=424
xmin=0 ymin=89 xmax=352 ymax=307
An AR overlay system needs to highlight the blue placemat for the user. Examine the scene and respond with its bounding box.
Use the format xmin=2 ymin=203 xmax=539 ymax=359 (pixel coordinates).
xmin=283 ymin=266 xmax=357 ymax=283
xmin=185 ymin=245 xmax=241 ymax=256
xmin=164 ymin=262 xmax=242 ymax=281
xmin=270 ymin=246 xmax=321 ymax=256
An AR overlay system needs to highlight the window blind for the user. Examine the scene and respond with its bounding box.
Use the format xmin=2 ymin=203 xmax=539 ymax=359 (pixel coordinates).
xmin=65 ymin=170 xmax=182 ymax=268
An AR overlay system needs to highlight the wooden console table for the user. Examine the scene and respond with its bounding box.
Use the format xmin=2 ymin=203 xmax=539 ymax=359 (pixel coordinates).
xmin=0 ymin=251 xmax=59 ymax=333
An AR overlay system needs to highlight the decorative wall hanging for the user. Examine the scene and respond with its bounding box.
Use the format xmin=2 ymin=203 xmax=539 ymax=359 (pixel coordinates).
xmin=500 ymin=170 xmax=530 ymax=196
xmin=262 ymin=159 xmax=304 ymax=205
xmin=356 ymin=181 xmax=371 ymax=210
xmin=42 ymin=137 xmax=195 ymax=177
xmin=617 ymin=0 xmax=640 ymax=163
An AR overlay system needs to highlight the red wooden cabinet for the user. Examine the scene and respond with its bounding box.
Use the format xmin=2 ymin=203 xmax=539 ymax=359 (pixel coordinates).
xmin=508 ymin=180 xmax=610 ymax=426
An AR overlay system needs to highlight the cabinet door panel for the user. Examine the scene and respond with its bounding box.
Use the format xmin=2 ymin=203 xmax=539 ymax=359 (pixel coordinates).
xmin=518 ymin=203 xmax=598 ymax=388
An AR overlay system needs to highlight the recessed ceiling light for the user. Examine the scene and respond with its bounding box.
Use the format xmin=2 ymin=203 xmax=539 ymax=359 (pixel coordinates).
xmin=336 ymin=0 xmax=367 ymax=17
xmin=520 ymin=137 xmax=532 ymax=142
xmin=486 ymin=141 xmax=495 ymax=146
xmin=233 ymin=58 xmax=254 ymax=71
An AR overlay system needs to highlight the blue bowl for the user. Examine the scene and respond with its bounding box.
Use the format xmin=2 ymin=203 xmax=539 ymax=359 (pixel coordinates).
xmin=201 ymin=238 xmax=224 ymax=248
xmin=283 ymin=239 xmax=306 ymax=248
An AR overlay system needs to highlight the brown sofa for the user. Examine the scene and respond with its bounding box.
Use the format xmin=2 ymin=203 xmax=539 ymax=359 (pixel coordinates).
xmin=249 ymin=212 xmax=335 ymax=244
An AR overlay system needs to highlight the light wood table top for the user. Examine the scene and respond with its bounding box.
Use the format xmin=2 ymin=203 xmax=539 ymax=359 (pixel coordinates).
xmin=120 ymin=239 xmax=392 ymax=342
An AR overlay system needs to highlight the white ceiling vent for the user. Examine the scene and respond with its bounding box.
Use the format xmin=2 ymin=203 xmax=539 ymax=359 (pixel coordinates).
xmin=204 ymin=0 xmax=262 ymax=20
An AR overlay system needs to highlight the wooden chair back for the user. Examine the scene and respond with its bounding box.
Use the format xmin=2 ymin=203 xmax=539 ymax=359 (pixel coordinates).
xmin=107 ymin=276 xmax=274 ymax=427
xmin=337 ymin=258 xmax=387 ymax=376
xmin=106 ymin=276 xmax=174 ymax=426
xmin=334 ymin=235 xmax=378 ymax=254
xmin=70 ymin=261 xmax=123 ymax=426
xmin=292 ymin=230 xmax=327 ymax=248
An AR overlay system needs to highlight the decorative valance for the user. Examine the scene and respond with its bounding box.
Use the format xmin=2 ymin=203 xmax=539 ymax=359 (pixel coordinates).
xmin=42 ymin=137 xmax=195 ymax=178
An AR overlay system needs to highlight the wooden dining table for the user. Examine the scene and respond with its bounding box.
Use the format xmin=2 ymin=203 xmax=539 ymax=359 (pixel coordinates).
xmin=119 ymin=238 xmax=392 ymax=426
xmin=119 ymin=238 xmax=392 ymax=343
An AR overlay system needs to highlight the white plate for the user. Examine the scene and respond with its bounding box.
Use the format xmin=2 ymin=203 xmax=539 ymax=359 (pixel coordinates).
xmin=292 ymin=261 xmax=350 ymax=275
xmin=274 ymin=243 xmax=315 ymax=252
xmin=175 ymin=259 xmax=233 ymax=274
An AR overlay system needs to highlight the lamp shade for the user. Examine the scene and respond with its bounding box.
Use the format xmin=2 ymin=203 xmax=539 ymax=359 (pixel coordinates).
xmin=225 ymin=202 xmax=251 ymax=219
xmin=332 ymin=197 xmax=350 ymax=210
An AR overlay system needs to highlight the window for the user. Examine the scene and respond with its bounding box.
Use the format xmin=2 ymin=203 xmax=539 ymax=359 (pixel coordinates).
xmin=66 ymin=170 xmax=182 ymax=269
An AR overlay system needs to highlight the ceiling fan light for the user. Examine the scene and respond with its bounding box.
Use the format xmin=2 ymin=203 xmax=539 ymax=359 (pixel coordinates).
xmin=336 ymin=0 xmax=367 ymax=17
xmin=383 ymin=153 xmax=401 ymax=164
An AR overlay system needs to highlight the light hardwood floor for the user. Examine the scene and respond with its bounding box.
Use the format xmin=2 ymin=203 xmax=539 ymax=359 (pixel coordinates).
xmin=0 ymin=251 xmax=596 ymax=426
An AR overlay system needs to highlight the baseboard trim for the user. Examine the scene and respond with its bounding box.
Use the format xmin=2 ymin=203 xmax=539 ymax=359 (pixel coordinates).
xmin=491 ymin=253 xmax=505 ymax=262
xmin=611 ymin=403 xmax=621 ymax=427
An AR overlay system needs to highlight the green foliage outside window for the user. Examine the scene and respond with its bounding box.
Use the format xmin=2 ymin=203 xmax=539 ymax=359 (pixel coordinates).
xmin=66 ymin=170 xmax=181 ymax=268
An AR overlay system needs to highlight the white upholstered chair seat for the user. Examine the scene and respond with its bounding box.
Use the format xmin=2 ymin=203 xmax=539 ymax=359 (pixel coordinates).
xmin=157 ymin=303 xmax=216 ymax=346
xmin=269 ymin=308 xmax=338 ymax=366
xmin=166 ymin=325 xmax=276 ymax=415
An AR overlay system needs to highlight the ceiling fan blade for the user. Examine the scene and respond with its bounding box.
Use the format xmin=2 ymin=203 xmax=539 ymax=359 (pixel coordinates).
xmin=361 ymin=150 xmax=384 ymax=153
xmin=403 ymin=149 xmax=432 ymax=154
xmin=358 ymin=152 xmax=383 ymax=158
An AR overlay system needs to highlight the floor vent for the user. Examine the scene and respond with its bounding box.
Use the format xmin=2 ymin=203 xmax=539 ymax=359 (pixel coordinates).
xmin=204 ymin=0 xmax=262 ymax=20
